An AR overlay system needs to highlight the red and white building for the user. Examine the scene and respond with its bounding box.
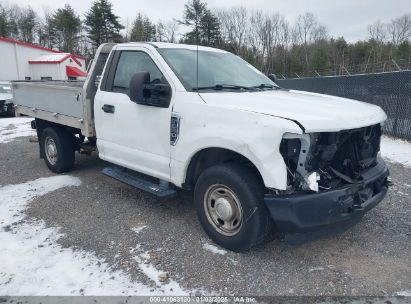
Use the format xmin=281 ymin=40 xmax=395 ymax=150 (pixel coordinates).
xmin=0 ymin=37 xmax=87 ymax=81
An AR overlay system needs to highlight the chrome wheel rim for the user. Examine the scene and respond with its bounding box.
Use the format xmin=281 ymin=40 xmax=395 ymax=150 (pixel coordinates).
xmin=204 ymin=184 xmax=243 ymax=236
xmin=44 ymin=136 xmax=58 ymax=165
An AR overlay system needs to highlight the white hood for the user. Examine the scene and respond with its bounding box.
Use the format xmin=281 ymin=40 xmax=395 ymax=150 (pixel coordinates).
xmin=199 ymin=89 xmax=387 ymax=132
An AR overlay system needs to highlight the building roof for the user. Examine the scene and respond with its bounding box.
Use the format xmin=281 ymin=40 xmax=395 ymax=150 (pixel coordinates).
xmin=29 ymin=53 xmax=83 ymax=67
xmin=0 ymin=36 xmax=86 ymax=60
xmin=66 ymin=66 xmax=87 ymax=77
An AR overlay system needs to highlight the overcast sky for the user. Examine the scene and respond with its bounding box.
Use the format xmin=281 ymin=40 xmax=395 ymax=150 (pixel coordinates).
xmin=4 ymin=0 xmax=411 ymax=42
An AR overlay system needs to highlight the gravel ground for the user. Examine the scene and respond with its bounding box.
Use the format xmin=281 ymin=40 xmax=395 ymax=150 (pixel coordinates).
xmin=0 ymin=136 xmax=410 ymax=296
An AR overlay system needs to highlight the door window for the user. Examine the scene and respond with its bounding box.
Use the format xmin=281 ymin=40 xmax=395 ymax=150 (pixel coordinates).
xmin=111 ymin=51 xmax=164 ymax=96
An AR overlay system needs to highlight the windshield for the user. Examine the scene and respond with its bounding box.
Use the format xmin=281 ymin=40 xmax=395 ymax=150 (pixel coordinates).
xmin=157 ymin=48 xmax=278 ymax=92
xmin=0 ymin=84 xmax=12 ymax=94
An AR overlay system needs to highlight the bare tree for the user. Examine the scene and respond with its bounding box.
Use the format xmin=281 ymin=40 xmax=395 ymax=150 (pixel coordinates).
xmin=387 ymin=14 xmax=411 ymax=46
xmin=215 ymin=7 xmax=248 ymax=55
xmin=293 ymin=12 xmax=327 ymax=70
xmin=246 ymin=10 xmax=263 ymax=69
xmin=215 ymin=7 xmax=292 ymax=73
xmin=367 ymin=20 xmax=388 ymax=69
xmin=276 ymin=17 xmax=291 ymax=75
xmin=157 ymin=20 xmax=178 ymax=42
xmin=368 ymin=20 xmax=387 ymax=43
xmin=261 ymin=13 xmax=285 ymax=73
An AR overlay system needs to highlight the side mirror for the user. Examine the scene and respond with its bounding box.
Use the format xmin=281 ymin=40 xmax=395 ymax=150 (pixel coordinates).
xmin=129 ymin=72 xmax=171 ymax=108
xmin=268 ymin=73 xmax=278 ymax=84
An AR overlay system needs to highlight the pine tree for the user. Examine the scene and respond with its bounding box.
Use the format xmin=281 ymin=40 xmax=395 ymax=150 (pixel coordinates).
xmin=51 ymin=5 xmax=81 ymax=53
xmin=18 ymin=6 xmax=37 ymax=43
xmin=0 ymin=4 xmax=11 ymax=37
xmin=7 ymin=5 xmax=20 ymax=39
xmin=37 ymin=11 xmax=55 ymax=49
xmin=130 ymin=13 xmax=156 ymax=42
xmin=181 ymin=0 xmax=220 ymax=46
xmin=180 ymin=0 xmax=206 ymax=44
xmin=200 ymin=10 xmax=220 ymax=46
xmin=85 ymin=0 xmax=124 ymax=49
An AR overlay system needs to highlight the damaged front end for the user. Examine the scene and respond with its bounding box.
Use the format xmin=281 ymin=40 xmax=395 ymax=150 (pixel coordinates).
xmin=264 ymin=124 xmax=390 ymax=242
xmin=280 ymin=124 xmax=383 ymax=192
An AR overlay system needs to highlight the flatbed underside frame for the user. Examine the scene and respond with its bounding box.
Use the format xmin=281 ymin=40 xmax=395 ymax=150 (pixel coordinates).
xmin=16 ymin=105 xmax=89 ymax=136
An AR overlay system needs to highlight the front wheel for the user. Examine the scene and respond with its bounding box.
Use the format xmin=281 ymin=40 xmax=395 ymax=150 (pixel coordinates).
xmin=41 ymin=127 xmax=75 ymax=173
xmin=194 ymin=164 xmax=273 ymax=252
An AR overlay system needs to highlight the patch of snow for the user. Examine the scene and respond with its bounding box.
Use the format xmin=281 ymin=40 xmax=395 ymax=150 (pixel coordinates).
xmin=396 ymin=290 xmax=411 ymax=297
xmin=227 ymin=257 xmax=238 ymax=265
xmin=133 ymin=252 xmax=188 ymax=295
xmin=202 ymin=243 xmax=227 ymax=255
xmin=308 ymin=267 xmax=325 ymax=272
xmin=0 ymin=176 xmax=191 ymax=296
xmin=132 ymin=226 xmax=147 ymax=234
xmin=381 ymin=136 xmax=411 ymax=168
xmin=0 ymin=117 xmax=35 ymax=144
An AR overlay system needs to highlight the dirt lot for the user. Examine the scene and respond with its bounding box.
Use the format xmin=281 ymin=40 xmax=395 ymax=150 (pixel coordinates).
xmin=0 ymin=118 xmax=410 ymax=297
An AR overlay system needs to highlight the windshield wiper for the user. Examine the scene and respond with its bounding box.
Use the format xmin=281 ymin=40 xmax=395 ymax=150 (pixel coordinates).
xmin=248 ymin=83 xmax=279 ymax=90
xmin=192 ymin=84 xmax=251 ymax=91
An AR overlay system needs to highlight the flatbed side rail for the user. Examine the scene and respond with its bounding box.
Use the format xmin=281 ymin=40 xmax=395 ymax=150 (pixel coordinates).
xmin=16 ymin=105 xmax=85 ymax=131
xmin=12 ymin=81 xmax=87 ymax=134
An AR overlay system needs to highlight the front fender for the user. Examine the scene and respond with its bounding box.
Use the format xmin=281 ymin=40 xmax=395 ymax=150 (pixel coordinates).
xmin=170 ymin=99 xmax=302 ymax=190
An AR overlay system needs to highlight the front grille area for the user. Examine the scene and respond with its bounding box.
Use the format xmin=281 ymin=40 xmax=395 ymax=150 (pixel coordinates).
xmin=280 ymin=124 xmax=382 ymax=191
xmin=306 ymin=124 xmax=381 ymax=189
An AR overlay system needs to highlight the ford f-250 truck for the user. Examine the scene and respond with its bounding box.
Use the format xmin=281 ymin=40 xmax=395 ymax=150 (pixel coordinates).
xmin=12 ymin=42 xmax=390 ymax=251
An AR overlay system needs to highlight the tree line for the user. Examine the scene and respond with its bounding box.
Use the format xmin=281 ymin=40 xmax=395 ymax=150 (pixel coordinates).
xmin=0 ymin=0 xmax=410 ymax=77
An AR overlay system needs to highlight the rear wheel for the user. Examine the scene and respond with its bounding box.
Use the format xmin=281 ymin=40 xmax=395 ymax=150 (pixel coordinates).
xmin=41 ymin=127 xmax=75 ymax=173
xmin=194 ymin=164 xmax=273 ymax=252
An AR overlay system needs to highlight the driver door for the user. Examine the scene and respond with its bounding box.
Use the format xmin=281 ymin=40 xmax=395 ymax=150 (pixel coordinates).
xmin=94 ymin=46 xmax=174 ymax=181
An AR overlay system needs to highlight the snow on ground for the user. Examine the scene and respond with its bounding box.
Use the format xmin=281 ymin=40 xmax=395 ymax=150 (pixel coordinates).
xmin=308 ymin=267 xmax=325 ymax=272
xmin=0 ymin=117 xmax=35 ymax=143
xmin=133 ymin=251 xmax=188 ymax=295
xmin=0 ymin=176 xmax=190 ymax=296
xmin=381 ymin=136 xmax=411 ymax=168
xmin=132 ymin=226 xmax=147 ymax=234
xmin=396 ymin=290 xmax=411 ymax=296
xmin=202 ymin=243 xmax=227 ymax=255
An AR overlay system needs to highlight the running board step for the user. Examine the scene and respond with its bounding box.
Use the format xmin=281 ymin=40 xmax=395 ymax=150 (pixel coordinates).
xmin=102 ymin=166 xmax=176 ymax=198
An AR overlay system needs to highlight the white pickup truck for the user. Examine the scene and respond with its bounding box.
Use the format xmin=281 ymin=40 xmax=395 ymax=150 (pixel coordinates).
xmin=12 ymin=42 xmax=390 ymax=251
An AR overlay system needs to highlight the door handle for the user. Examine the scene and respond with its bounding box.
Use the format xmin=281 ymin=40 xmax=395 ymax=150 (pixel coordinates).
xmin=102 ymin=104 xmax=115 ymax=113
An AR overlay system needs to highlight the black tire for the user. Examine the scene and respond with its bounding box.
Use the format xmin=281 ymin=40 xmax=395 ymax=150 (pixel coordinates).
xmin=194 ymin=164 xmax=273 ymax=252
xmin=40 ymin=127 xmax=75 ymax=173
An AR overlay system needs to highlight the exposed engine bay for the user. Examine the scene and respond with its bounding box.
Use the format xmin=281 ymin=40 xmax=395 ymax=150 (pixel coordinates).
xmin=280 ymin=124 xmax=382 ymax=192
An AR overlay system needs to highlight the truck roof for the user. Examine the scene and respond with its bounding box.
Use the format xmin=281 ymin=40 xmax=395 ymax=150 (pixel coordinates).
xmin=118 ymin=42 xmax=228 ymax=53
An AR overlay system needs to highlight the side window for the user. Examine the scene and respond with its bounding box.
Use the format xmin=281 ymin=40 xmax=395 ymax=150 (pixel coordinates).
xmin=111 ymin=51 xmax=164 ymax=96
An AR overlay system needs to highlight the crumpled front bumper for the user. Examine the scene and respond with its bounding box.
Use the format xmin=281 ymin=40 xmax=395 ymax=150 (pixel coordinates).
xmin=264 ymin=157 xmax=390 ymax=243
